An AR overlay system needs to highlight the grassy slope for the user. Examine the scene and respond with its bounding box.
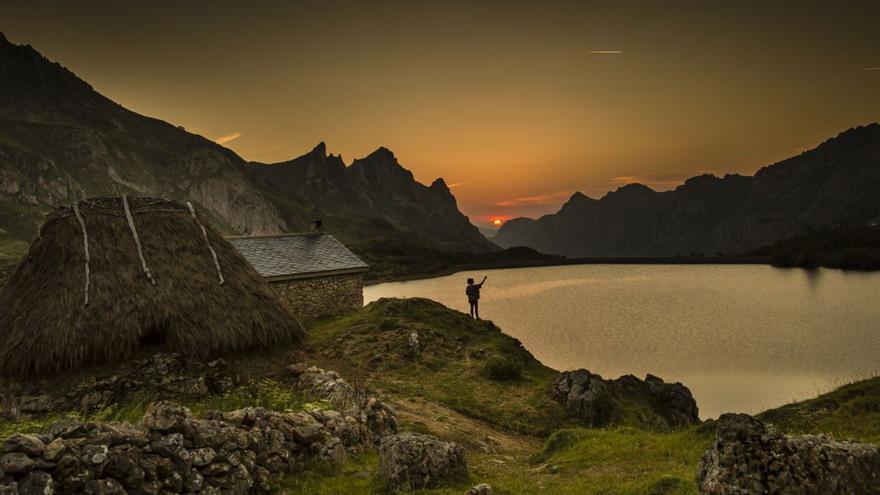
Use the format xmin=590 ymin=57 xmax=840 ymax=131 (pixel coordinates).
xmin=2 ymin=299 xmax=879 ymax=494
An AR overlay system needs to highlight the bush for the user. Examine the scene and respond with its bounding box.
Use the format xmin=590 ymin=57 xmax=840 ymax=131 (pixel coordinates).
xmin=485 ymin=356 xmax=523 ymax=381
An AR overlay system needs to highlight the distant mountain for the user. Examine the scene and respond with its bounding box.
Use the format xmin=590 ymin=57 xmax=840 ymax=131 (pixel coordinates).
xmin=240 ymin=143 xmax=494 ymax=253
xmin=495 ymin=124 xmax=880 ymax=257
xmin=0 ymin=33 xmax=493 ymax=256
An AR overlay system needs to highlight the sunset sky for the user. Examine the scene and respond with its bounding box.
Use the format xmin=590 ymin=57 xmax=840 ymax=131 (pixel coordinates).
xmin=4 ymin=0 xmax=879 ymax=228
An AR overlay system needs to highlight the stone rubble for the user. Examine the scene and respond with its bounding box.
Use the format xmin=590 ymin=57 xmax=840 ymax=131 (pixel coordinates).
xmin=1 ymin=354 xmax=235 ymax=420
xmin=698 ymin=413 xmax=880 ymax=494
xmin=378 ymin=432 xmax=468 ymax=491
xmin=0 ymin=366 xmax=398 ymax=494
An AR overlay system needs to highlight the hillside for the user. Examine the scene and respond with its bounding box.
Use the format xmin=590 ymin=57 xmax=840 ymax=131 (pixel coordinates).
xmin=495 ymin=124 xmax=880 ymax=258
xmin=2 ymin=298 xmax=878 ymax=494
xmin=0 ymin=33 xmax=493 ymax=265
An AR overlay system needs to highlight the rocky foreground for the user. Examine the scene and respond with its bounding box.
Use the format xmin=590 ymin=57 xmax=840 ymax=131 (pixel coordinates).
xmin=2 ymin=298 xmax=879 ymax=494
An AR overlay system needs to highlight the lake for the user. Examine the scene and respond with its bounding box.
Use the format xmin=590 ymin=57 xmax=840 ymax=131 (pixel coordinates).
xmin=364 ymin=264 xmax=880 ymax=419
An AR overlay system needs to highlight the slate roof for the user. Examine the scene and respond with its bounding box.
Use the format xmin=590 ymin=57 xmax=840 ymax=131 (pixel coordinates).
xmin=228 ymin=233 xmax=368 ymax=280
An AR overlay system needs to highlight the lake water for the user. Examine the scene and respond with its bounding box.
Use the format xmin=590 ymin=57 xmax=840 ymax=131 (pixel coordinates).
xmin=364 ymin=264 xmax=880 ymax=419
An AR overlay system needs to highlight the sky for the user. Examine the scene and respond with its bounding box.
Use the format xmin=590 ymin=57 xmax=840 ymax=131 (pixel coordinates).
xmin=3 ymin=0 xmax=879 ymax=228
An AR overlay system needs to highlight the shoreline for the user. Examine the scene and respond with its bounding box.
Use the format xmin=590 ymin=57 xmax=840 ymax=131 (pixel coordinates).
xmin=364 ymin=255 xmax=771 ymax=285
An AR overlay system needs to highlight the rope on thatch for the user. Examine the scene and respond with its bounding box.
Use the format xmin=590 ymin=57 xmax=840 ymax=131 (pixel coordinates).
xmin=122 ymin=194 xmax=156 ymax=286
xmin=72 ymin=201 xmax=90 ymax=307
xmin=187 ymin=201 xmax=225 ymax=285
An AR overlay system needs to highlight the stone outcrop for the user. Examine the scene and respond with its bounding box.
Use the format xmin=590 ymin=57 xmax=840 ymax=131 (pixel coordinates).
xmin=698 ymin=414 xmax=880 ymax=494
xmin=0 ymin=388 xmax=397 ymax=494
xmin=270 ymin=273 xmax=364 ymax=320
xmin=551 ymin=370 xmax=699 ymax=428
xmin=290 ymin=365 xmax=398 ymax=438
xmin=1 ymin=354 xmax=236 ymax=420
xmin=378 ymin=432 xmax=468 ymax=491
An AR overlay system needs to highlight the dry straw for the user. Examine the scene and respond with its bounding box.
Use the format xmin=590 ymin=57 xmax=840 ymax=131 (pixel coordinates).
xmin=0 ymin=197 xmax=304 ymax=377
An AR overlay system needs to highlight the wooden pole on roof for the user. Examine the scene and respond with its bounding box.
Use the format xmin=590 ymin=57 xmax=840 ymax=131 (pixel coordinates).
xmin=122 ymin=194 xmax=156 ymax=286
xmin=187 ymin=201 xmax=225 ymax=285
xmin=72 ymin=201 xmax=90 ymax=307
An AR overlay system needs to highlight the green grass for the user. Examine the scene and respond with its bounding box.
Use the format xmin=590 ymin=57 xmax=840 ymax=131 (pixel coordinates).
xmin=307 ymin=298 xmax=575 ymax=436
xmin=758 ymin=376 xmax=880 ymax=444
xmin=277 ymin=426 xmax=715 ymax=495
xmin=0 ymin=378 xmax=307 ymax=437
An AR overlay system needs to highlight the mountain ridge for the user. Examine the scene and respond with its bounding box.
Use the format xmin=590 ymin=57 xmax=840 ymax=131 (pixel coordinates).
xmin=495 ymin=124 xmax=880 ymax=257
xmin=0 ymin=33 xmax=493 ymax=256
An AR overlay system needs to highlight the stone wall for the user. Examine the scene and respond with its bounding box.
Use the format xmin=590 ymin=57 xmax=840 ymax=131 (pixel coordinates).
xmin=698 ymin=413 xmax=880 ymax=494
xmin=0 ymin=367 xmax=397 ymax=495
xmin=270 ymin=273 xmax=363 ymax=320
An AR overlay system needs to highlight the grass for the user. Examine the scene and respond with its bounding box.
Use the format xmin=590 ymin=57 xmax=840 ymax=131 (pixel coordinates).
xmin=758 ymin=376 xmax=880 ymax=444
xmin=306 ymin=298 xmax=575 ymax=436
xmin=0 ymin=378 xmax=307 ymax=437
xmin=3 ymin=299 xmax=880 ymax=494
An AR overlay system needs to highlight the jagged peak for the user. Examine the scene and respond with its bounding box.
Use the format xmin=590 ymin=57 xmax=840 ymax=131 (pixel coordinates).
xmin=310 ymin=142 xmax=327 ymax=157
xmin=0 ymin=32 xmax=7 ymax=44
xmin=365 ymin=146 xmax=396 ymax=160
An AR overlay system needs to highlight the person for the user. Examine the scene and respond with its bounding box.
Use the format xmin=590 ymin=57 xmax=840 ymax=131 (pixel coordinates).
xmin=465 ymin=276 xmax=487 ymax=319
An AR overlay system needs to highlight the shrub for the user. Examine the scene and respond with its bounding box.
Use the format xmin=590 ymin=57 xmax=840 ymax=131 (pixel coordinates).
xmin=485 ymin=356 xmax=523 ymax=381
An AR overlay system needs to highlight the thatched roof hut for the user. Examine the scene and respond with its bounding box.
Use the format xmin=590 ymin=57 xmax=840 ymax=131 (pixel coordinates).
xmin=0 ymin=196 xmax=305 ymax=377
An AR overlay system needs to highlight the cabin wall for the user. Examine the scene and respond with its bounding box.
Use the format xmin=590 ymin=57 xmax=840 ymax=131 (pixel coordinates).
xmin=270 ymin=272 xmax=364 ymax=320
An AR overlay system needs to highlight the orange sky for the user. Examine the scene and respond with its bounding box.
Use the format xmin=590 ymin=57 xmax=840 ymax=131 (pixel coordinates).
xmin=4 ymin=1 xmax=879 ymax=228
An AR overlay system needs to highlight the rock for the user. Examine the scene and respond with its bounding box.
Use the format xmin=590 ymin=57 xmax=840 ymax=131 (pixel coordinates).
xmin=143 ymin=402 xmax=191 ymax=433
xmin=0 ymin=367 xmax=398 ymax=495
xmin=0 ymin=453 xmax=35 ymax=475
xmin=84 ymin=479 xmax=125 ymax=495
xmin=551 ymin=370 xmax=699 ymax=428
xmin=191 ymin=448 xmax=217 ymax=467
xmin=41 ymin=440 xmax=65 ymax=463
xmin=2 ymin=436 xmax=44 ymax=457
xmin=379 ymin=433 xmax=468 ymax=490
xmin=466 ymin=483 xmax=493 ymax=495
xmin=408 ymin=332 xmax=421 ymax=355
xmin=697 ymin=414 xmax=880 ymax=494
xmin=17 ymin=470 xmax=52 ymax=495
xmin=286 ymin=363 xmax=308 ymax=377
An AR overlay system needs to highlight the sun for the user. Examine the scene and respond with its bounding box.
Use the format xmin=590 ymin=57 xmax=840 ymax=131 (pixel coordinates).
xmin=493 ymin=219 xmax=503 ymax=226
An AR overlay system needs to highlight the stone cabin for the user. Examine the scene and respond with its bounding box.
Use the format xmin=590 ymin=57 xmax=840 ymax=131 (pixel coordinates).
xmin=228 ymin=233 xmax=368 ymax=320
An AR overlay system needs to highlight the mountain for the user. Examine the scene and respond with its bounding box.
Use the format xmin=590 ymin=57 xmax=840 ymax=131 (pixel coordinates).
xmin=0 ymin=33 xmax=492 ymax=257
xmin=494 ymin=124 xmax=880 ymax=257
xmin=240 ymin=143 xmax=495 ymax=253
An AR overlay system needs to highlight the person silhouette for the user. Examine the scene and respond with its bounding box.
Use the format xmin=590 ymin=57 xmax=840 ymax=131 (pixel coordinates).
xmin=466 ymin=276 xmax=487 ymax=319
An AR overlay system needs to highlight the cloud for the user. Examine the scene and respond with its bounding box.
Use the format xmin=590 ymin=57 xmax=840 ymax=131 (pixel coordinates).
xmin=214 ymin=132 xmax=242 ymax=145
xmin=864 ymin=67 xmax=880 ymax=71
xmin=590 ymin=50 xmax=623 ymax=54
xmin=494 ymin=190 xmax=574 ymax=207
xmin=446 ymin=181 xmax=470 ymax=189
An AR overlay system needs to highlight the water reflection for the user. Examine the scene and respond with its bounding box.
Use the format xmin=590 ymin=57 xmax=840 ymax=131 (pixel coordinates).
xmin=365 ymin=264 xmax=880 ymax=418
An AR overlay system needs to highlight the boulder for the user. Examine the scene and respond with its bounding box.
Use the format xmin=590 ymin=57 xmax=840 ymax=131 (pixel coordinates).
xmin=551 ymin=369 xmax=699 ymax=428
xmin=698 ymin=414 xmax=880 ymax=494
xmin=379 ymin=433 xmax=468 ymax=490
xmin=1 ymin=436 xmax=44 ymax=458
xmin=0 ymin=453 xmax=34 ymax=476
xmin=466 ymin=483 xmax=493 ymax=495
xmin=142 ymin=402 xmax=192 ymax=433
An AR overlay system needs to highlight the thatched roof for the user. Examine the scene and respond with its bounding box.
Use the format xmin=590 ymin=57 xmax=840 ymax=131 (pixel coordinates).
xmin=0 ymin=196 xmax=305 ymax=377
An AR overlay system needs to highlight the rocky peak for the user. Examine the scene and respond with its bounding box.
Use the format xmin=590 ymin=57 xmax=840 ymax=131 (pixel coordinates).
xmin=310 ymin=141 xmax=328 ymax=157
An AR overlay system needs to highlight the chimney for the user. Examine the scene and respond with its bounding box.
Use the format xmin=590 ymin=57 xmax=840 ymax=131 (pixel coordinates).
xmin=311 ymin=219 xmax=323 ymax=232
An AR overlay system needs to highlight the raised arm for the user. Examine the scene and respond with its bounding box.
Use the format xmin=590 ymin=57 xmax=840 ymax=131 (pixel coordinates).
xmin=478 ymin=276 xmax=487 ymax=287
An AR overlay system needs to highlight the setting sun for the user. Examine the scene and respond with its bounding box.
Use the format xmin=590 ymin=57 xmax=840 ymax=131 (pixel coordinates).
xmin=493 ymin=219 xmax=503 ymax=226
